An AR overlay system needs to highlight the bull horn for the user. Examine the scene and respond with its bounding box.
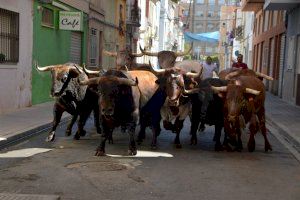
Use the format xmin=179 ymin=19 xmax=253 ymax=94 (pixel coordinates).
xmin=225 ymin=70 xmax=241 ymax=80
xmin=174 ymin=45 xmax=192 ymax=57
xmin=83 ymin=64 xmax=100 ymax=75
xmin=245 ymin=88 xmax=260 ymax=95
xmin=34 ymin=60 xmax=55 ymax=72
xmin=255 ymin=72 xmax=274 ymax=81
xmin=139 ymin=45 xmax=158 ymax=56
xmin=130 ymin=52 xmax=143 ymax=57
xmin=183 ymin=87 xmax=200 ymax=95
xmin=186 ymin=66 xmax=203 ymax=78
xmin=103 ymin=50 xmax=118 ymax=57
xmin=79 ymin=77 xmax=100 ymax=86
xmin=211 ymin=86 xmax=227 ymax=93
xmin=72 ymin=64 xmax=84 ymax=73
xmin=149 ymin=61 xmax=165 ymax=75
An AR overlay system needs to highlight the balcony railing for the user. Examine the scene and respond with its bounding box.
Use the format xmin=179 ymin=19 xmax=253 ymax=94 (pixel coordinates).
xmin=126 ymin=5 xmax=141 ymax=27
xmin=241 ymin=0 xmax=264 ymax=12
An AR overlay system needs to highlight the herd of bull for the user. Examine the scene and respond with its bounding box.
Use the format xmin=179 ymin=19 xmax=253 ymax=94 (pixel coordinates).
xmin=35 ymin=46 xmax=273 ymax=156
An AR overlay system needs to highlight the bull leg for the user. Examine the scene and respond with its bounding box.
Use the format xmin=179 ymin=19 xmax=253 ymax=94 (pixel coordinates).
xmin=93 ymin=107 xmax=102 ymax=135
xmin=190 ymin=112 xmax=200 ymax=145
xmin=214 ymin=124 xmax=223 ymax=151
xmin=137 ymin=113 xmax=147 ymax=145
xmin=163 ymin=120 xmax=174 ymax=131
xmin=74 ymin=107 xmax=92 ymax=140
xmin=247 ymin=113 xmax=257 ymax=152
xmin=257 ymin=108 xmax=272 ymax=152
xmin=65 ymin=114 xmax=78 ymax=136
xmin=128 ymin=123 xmax=137 ymax=156
xmin=174 ymin=118 xmax=184 ymax=149
xmin=235 ymin=126 xmax=243 ymax=152
xmin=95 ymin=122 xmax=112 ymax=156
xmin=150 ymin=114 xmax=161 ymax=150
xmin=46 ymin=103 xmax=64 ymax=142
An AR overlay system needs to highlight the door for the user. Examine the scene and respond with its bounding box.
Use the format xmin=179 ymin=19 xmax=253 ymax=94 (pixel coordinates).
xmin=70 ymin=31 xmax=82 ymax=64
xmin=295 ymin=35 xmax=300 ymax=105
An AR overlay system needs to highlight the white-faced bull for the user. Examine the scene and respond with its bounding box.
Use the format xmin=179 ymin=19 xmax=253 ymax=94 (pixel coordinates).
xmin=149 ymin=64 xmax=200 ymax=148
xmin=35 ymin=62 xmax=101 ymax=142
xmin=211 ymin=76 xmax=272 ymax=152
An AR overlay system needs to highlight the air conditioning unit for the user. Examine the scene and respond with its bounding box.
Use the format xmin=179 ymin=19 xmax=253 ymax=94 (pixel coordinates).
xmin=38 ymin=0 xmax=52 ymax=3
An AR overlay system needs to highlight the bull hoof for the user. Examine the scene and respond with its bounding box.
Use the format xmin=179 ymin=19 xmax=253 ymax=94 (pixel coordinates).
xmin=74 ymin=133 xmax=80 ymax=140
xmin=175 ymin=144 xmax=182 ymax=149
xmin=151 ymin=144 xmax=157 ymax=150
xmin=46 ymin=131 xmax=55 ymax=142
xmin=215 ymin=144 xmax=224 ymax=151
xmin=190 ymin=138 xmax=197 ymax=145
xmin=79 ymin=129 xmax=86 ymax=136
xmin=265 ymin=142 xmax=272 ymax=152
xmin=128 ymin=148 xmax=137 ymax=156
xmin=223 ymin=144 xmax=233 ymax=152
xmin=96 ymin=127 xmax=102 ymax=135
xmin=137 ymin=139 xmax=143 ymax=145
xmin=65 ymin=129 xmax=72 ymax=137
xmin=95 ymin=149 xmax=105 ymax=156
xmin=247 ymin=141 xmax=255 ymax=152
xmin=108 ymin=137 xmax=114 ymax=144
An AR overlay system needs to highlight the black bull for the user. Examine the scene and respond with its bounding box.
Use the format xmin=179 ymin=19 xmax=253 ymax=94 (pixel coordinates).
xmin=189 ymin=78 xmax=228 ymax=150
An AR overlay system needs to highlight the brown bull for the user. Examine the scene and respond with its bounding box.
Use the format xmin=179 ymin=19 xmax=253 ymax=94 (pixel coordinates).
xmin=212 ymin=76 xmax=272 ymax=152
xmin=219 ymin=68 xmax=274 ymax=81
xmin=139 ymin=45 xmax=192 ymax=69
xmin=80 ymin=69 xmax=159 ymax=156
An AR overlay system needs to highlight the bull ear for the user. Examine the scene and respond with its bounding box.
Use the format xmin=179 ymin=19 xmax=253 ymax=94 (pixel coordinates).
xmin=69 ymin=68 xmax=80 ymax=78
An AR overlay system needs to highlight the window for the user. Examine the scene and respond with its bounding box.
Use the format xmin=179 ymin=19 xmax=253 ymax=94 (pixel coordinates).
xmin=0 ymin=8 xmax=19 ymax=63
xmin=207 ymin=23 xmax=214 ymax=30
xmin=89 ymin=28 xmax=98 ymax=66
xmin=208 ymin=0 xmax=215 ymax=5
xmin=41 ymin=7 xmax=54 ymax=27
xmin=207 ymin=11 xmax=214 ymax=17
xmin=195 ymin=23 xmax=203 ymax=30
xmin=196 ymin=0 xmax=205 ymax=4
xmin=218 ymin=0 xmax=225 ymax=5
xmin=206 ymin=47 xmax=213 ymax=53
xmin=183 ymin=10 xmax=189 ymax=16
xmin=195 ymin=11 xmax=204 ymax=17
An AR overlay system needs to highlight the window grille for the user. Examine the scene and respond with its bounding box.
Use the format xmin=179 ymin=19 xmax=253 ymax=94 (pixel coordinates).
xmin=0 ymin=8 xmax=19 ymax=63
xmin=90 ymin=28 xmax=97 ymax=66
xmin=42 ymin=7 xmax=54 ymax=27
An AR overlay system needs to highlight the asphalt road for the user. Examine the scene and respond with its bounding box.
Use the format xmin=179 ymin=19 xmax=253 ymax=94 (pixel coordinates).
xmin=0 ymin=118 xmax=299 ymax=200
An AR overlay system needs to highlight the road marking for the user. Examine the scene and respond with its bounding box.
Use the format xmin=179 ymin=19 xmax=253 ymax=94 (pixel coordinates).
xmin=107 ymin=150 xmax=174 ymax=158
xmin=0 ymin=148 xmax=52 ymax=158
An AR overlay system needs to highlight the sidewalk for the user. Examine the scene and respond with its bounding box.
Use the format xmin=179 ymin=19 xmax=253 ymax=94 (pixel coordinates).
xmin=265 ymin=92 xmax=300 ymax=155
xmin=0 ymin=102 xmax=70 ymax=149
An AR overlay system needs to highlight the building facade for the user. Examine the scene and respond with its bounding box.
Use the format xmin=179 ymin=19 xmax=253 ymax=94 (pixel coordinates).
xmin=32 ymin=0 xmax=88 ymax=105
xmin=242 ymin=0 xmax=286 ymax=96
xmin=192 ymin=0 xmax=223 ymax=59
xmin=0 ymin=0 xmax=33 ymax=114
xmin=264 ymin=0 xmax=300 ymax=106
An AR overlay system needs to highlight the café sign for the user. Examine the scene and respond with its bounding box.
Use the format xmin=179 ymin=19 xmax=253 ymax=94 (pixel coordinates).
xmin=59 ymin=11 xmax=83 ymax=31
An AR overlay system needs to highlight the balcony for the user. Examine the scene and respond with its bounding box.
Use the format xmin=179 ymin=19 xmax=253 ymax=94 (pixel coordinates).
xmin=241 ymin=0 xmax=264 ymax=12
xmin=264 ymin=0 xmax=300 ymax=10
xmin=126 ymin=5 xmax=141 ymax=27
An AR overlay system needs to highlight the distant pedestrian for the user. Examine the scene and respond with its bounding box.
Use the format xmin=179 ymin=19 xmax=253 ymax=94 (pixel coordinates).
xmin=202 ymin=56 xmax=218 ymax=79
xmin=232 ymin=54 xmax=248 ymax=69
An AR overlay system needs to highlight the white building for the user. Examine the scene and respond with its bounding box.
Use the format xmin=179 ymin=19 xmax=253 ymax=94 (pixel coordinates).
xmin=0 ymin=0 xmax=33 ymax=114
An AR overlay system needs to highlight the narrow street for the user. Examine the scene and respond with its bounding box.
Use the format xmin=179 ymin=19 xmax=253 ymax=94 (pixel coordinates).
xmin=0 ymin=118 xmax=299 ymax=200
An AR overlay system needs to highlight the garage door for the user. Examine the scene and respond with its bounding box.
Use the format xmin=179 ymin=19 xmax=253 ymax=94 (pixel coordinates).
xmin=70 ymin=31 xmax=82 ymax=64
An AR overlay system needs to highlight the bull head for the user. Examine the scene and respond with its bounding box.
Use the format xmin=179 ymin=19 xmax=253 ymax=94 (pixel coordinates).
xmin=35 ymin=61 xmax=87 ymax=100
xmin=139 ymin=45 xmax=192 ymax=57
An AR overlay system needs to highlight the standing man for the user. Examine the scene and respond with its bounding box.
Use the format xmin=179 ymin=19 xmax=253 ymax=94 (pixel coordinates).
xmin=202 ymin=56 xmax=218 ymax=79
xmin=232 ymin=54 xmax=248 ymax=69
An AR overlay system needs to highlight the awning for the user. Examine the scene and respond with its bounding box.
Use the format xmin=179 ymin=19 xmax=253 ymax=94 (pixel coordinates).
xmin=184 ymin=31 xmax=220 ymax=43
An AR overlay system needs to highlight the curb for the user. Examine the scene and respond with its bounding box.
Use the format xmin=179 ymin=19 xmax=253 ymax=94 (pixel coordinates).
xmin=0 ymin=116 xmax=72 ymax=150
xmin=266 ymin=114 xmax=300 ymax=162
